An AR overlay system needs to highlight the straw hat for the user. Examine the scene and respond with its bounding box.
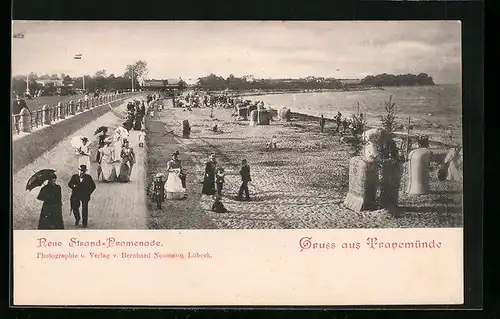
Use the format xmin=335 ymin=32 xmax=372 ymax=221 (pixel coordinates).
xmin=155 ymin=172 xmax=165 ymax=179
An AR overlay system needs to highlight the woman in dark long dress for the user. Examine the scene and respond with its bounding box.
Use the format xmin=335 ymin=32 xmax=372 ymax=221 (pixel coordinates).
xmin=118 ymin=139 xmax=136 ymax=182
xmin=202 ymin=154 xmax=217 ymax=196
xmin=37 ymin=174 xmax=64 ymax=229
xmin=96 ymin=130 xmax=108 ymax=163
xmin=134 ymin=113 xmax=143 ymax=130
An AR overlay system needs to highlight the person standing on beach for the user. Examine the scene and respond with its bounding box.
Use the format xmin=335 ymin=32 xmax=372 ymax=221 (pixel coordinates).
xmin=215 ymin=167 xmax=225 ymax=197
xmin=319 ymin=115 xmax=326 ymax=132
xmin=334 ymin=112 xmax=342 ymax=133
xmin=202 ymin=154 xmax=217 ymax=196
xmin=342 ymin=119 xmax=349 ymax=134
xmin=237 ymin=159 xmax=252 ymax=201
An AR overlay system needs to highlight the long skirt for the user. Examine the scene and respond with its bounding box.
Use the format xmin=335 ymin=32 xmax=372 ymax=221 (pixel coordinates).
xmin=165 ymin=172 xmax=186 ymax=199
xmin=78 ymin=155 xmax=91 ymax=171
xmin=447 ymin=162 xmax=462 ymax=181
xmin=100 ymin=161 xmax=117 ymax=182
xmin=38 ymin=203 xmax=64 ymax=230
xmin=202 ymin=174 xmax=216 ymax=195
xmin=134 ymin=116 xmax=143 ymax=130
xmin=118 ymin=162 xmax=133 ymax=182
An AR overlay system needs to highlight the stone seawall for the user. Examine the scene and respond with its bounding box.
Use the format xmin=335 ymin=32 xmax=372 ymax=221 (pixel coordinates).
xmin=12 ymin=99 xmax=126 ymax=174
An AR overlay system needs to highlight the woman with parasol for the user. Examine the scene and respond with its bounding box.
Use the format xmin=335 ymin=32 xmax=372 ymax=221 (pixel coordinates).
xmin=98 ymin=137 xmax=118 ymax=182
xmin=27 ymin=170 xmax=64 ymax=229
xmin=117 ymin=139 xmax=136 ymax=182
xmin=94 ymin=126 xmax=108 ymax=163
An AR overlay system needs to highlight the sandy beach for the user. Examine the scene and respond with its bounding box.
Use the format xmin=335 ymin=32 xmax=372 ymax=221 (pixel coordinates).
xmin=143 ymin=99 xmax=462 ymax=229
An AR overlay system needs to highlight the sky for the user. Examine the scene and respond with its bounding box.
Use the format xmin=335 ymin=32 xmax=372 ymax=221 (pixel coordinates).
xmin=12 ymin=21 xmax=461 ymax=84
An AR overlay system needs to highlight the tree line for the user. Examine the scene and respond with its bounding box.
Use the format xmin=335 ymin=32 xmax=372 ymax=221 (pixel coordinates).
xmin=196 ymin=74 xmax=344 ymax=90
xmin=195 ymin=73 xmax=435 ymax=90
xmin=11 ymin=61 xmax=149 ymax=95
xmin=360 ymin=73 xmax=435 ymax=87
xmin=12 ymin=66 xmax=435 ymax=95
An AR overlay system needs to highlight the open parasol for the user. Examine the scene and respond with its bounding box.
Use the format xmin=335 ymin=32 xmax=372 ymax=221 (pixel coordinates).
xmin=70 ymin=135 xmax=87 ymax=148
xmin=94 ymin=126 xmax=108 ymax=135
xmin=26 ymin=169 xmax=57 ymax=191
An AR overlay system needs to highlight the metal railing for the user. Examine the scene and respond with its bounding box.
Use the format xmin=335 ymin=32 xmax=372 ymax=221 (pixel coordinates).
xmin=12 ymin=91 xmax=142 ymax=135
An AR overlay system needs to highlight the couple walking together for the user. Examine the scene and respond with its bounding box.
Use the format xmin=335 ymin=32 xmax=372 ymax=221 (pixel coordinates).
xmin=97 ymin=136 xmax=136 ymax=183
xmin=37 ymin=165 xmax=96 ymax=229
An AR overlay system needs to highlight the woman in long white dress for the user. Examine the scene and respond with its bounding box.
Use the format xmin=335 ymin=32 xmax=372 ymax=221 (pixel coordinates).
xmin=98 ymin=137 xmax=118 ymax=182
xmin=165 ymin=152 xmax=187 ymax=199
xmin=444 ymin=147 xmax=463 ymax=181
xmin=76 ymin=137 xmax=91 ymax=171
xmin=112 ymin=127 xmax=127 ymax=152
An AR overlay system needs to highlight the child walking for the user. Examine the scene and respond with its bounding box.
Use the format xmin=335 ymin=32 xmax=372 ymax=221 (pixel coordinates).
xmin=215 ymin=167 xmax=225 ymax=197
xmin=138 ymin=128 xmax=146 ymax=147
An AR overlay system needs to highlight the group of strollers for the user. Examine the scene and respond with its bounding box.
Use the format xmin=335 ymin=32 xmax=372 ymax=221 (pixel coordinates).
xmin=124 ymin=100 xmax=146 ymax=131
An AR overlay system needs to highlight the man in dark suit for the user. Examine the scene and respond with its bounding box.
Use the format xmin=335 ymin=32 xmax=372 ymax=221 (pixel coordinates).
xmin=68 ymin=165 xmax=96 ymax=228
xmin=12 ymin=95 xmax=29 ymax=115
xmin=237 ymin=159 xmax=252 ymax=201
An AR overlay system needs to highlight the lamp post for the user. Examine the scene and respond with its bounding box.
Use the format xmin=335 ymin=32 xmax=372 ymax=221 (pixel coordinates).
xmin=131 ymin=68 xmax=134 ymax=92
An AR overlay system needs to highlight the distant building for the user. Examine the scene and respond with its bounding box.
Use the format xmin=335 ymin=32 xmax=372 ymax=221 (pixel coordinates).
xmin=35 ymin=79 xmax=64 ymax=87
xmin=142 ymin=79 xmax=165 ymax=89
xmin=165 ymin=78 xmax=186 ymax=89
xmin=142 ymin=78 xmax=187 ymax=90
